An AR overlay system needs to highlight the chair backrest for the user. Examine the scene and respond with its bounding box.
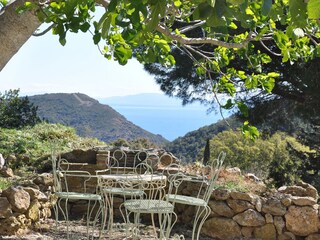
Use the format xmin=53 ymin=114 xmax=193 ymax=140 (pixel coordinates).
xmin=202 ymin=151 xmax=225 ymax=203
xmin=51 ymin=155 xmax=93 ymax=194
xmin=166 ymin=151 xmax=225 ymax=204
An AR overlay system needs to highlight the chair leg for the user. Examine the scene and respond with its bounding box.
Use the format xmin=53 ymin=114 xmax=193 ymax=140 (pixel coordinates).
xmin=192 ymin=206 xmax=211 ymax=240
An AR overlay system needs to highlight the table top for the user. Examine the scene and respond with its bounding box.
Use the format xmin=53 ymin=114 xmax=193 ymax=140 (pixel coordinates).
xmin=98 ymin=173 xmax=166 ymax=182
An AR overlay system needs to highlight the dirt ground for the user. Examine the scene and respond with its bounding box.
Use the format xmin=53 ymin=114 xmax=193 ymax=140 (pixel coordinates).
xmin=0 ymin=218 xmax=216 ymax=240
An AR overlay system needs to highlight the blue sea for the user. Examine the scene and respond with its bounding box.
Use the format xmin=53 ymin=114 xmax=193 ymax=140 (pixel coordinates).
xmin=105 ymin=102 xmax=222 ymax=141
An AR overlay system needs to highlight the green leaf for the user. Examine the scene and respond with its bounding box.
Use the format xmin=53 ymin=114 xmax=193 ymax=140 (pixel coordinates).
xmin=289 ymin=0 xmax=308 ymax=27
xmin=307 ymin=0 xmax=320 ymax=19
xmin=242 ymin=121 xmax=260 ymax=140
xmin=262 ymin=78 xmax=275 ymax=93
xmin=222 ymin=99 xmax=234 ymax=109
xmin=146 ymin=0 xmax=166 ymax=31
xmin=245 ymin=76 xmax=258 ymax=89
xmin=59 ymin=37 xmax=66 ymax=46
xmin=267 ymin=72 xmax=280 ymax=78
xmin=114 ymin=44 xmax=133 ymax=65
xmin=93 ymin=32 xmax=101 ymax=44
xmin=79 ymin=22 xmax=90 ymax=32
xmin=173 ymin=0 xmax=182 ymax=7
xmin=237 ymin=102 xmax=249 ymax=117
xmin=226 ymin=0 xmax=245 ymax=5
xmin=208 ymin=0 xmax=216 ymax=7
xmin=261 ymin=0 xmax=272 ymax=16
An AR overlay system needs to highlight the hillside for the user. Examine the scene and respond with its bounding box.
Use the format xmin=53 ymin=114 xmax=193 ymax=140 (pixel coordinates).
xmin=165 ymin=116 xmax=242 ymax=163
xmin=28 ymin=93 xmax=168 ymax=146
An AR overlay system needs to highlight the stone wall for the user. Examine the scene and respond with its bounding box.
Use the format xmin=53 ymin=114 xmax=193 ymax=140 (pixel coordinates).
xmin=175 ymin=181 xmax=319 ymax=240
xmin=0 ymin=173 xmax=54 ymax=235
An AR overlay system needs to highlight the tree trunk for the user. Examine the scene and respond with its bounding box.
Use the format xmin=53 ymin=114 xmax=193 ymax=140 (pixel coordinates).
xmin=0 ymin=0 xmax=41 ymax=71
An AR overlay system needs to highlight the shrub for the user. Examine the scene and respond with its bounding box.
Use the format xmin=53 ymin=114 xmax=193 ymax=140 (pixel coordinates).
xmin=198 ymin=130 xmax=315 ymax=187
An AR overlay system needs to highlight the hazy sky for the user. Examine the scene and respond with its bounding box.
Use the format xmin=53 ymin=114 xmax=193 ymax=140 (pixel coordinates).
xmin=0 ymin=27 xmax=162 ymax=98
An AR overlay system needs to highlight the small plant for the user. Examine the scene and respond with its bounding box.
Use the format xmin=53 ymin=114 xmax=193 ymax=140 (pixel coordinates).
xmin=0 ymin=177 xmax=11 ymax=190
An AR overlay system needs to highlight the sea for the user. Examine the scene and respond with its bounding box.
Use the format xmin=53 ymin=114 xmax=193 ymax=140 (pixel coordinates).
xmin=99 ymin=93 xmax=224 ymax=141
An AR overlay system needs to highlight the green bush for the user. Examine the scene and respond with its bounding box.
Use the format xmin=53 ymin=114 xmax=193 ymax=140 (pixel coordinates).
xmin=199 ymin=130 xmax=315 ymax=187
xmin=0 ymin=122 xmax=104 ymax=171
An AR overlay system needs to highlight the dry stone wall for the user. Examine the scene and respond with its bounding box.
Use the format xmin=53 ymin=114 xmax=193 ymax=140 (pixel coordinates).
xmin=175 ymin=181 xmax=320 ymax=240
xmin=0 ymin=173 xmax=54 ymax=235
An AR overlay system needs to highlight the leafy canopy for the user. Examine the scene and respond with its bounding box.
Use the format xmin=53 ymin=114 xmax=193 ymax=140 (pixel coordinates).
xmin=18 ymin=0 xmax=320 ymax=138
xmin=0 ymin=89 xmax=41 ymax=129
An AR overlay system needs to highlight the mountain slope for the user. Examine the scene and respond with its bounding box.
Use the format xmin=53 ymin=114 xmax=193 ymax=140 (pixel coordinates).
xmin=165 ymin=116 xmax=242 ymax=162
xmin=29 ymin=93 xmax=168 ymax=145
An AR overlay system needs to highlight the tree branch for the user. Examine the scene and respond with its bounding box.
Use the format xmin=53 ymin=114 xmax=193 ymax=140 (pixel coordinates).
xmin=156 ymin=24 xmax=255 ymax=49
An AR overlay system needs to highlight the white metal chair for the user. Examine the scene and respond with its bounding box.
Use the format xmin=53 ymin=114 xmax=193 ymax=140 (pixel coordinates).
xmin=166 ymin=151 xmax=225 ymax=240
xmin=119 ymin=161 xmax=177 ymax=239
xmin=51 ymin=155 xmax=105 ymax=239
xmin=96 ymin=149 xmax=149 ymax=234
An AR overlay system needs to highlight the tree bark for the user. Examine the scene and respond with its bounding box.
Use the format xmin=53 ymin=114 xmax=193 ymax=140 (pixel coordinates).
xmin=0 ymin=0 xmax=41 ymax=71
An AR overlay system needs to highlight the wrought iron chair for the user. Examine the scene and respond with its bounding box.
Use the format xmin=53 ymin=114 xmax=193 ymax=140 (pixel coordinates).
xmin=166 ymin=151 xmax=225 ymax=240
xmin=51 ymin=155 xmax=105 ymax=239
xmin=96 ymin=149 xmax=148 ymax=234
xmin=119 ymin=160 xmax=177 ymax=239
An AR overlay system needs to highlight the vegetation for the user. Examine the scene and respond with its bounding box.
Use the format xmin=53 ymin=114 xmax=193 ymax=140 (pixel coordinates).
xmin=166 ymin=116 xmax=242 ymax=162
xmin=0 ymin=89 xmax=40 ymax=129
xmin=28 ymin=93 xmax=168 ymax=146
xmin=197 ymin=130 xmax=316 ymax=188
xmin=111 ymin=138 xmax=159 ymax=149
xmin=0 ymin=122 xmax=104 ymax=172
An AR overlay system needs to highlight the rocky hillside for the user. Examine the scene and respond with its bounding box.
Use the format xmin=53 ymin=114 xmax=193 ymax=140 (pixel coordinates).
xmin=29 ymin=93 xmax=168 ymax=146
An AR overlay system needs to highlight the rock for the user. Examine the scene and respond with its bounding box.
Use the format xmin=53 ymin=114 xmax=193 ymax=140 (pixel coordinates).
xmin=209 ymin=200 xmax=234 ymax=217
xmin=278 ymin=231 xmax=296 ymax=240
xmin=0 ymin=214 xmax=31 ymax=235
xmin=23 ymin=187 xmax=48 ymax=201
xmin=0 ymin=197 xmax=12 ymax=218
xmin=0 ymin=153 xmax=5 ymax=168
xmin=296 ymin=181 xmax=318 ymax=200
xmin=33 ymin=173 xmax=54 ymax=187
xmin=241 ymin=226 xmax=254 ymax=238
xmin=225 ymin=167 xmax=241 ymax=175
xmin=212 ymin=189 xmax=230 ymax=200
xmin=274 ymin=216 xmax=285 ymax=235
xmin=227 ymin=199 xmax=254 ymax=213
xmin=265 ymin=213 xmax=273 ymax=223
xmin=61 ymin=149 xmax=97 ymax=164
xmin=278 ymin=182 xmax=318 ymax=200
xmin=255 ymin=197 xmax=262 ymax=212
xmin=233 ymin=209 xmax=265 ymax=227
xmin=26 ymin=200 xmax=40 ymax=222
xmin=253 ymin=223 xmax=277 ymax=240
xmin=0 ymin=167 xmax=14 ymax=177
xmin=285 ymin=205 xmax=318 ymax=236
xmin=230 ymin=191 xmax=257 ymax=204
xmin=244 ymin=173 xmax=261 ymax=182
xmin=2 ymin=187 xmax=30 ymax=213
xmin=291 ymin=196 xmax=317 ymax=206
xmin=281 ymin=197 xmax=292 ymax=207
xmin=262 ymin=198 xmax=286 ymax=216
xmin=202 ymin=217 xmax=242 ymax=240
xmin=306 ymin=234 xmax=320 ymax=240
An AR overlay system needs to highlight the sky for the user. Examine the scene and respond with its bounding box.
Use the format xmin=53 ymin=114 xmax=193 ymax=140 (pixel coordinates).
xmin=0 ymin=28 xmax=162 ymax=98
xmin=0 ymin=23 xmax=223 ymax=140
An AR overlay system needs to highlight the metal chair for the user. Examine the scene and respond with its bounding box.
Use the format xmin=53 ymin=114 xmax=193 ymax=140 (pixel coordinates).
xmin=96 ymin=149 xmax=149 ymax=234
xmin=51 ymin=155 xmax=105 ymax=239
xmin=166 ymin=151 xmax=225 ymax=240
xmin=119 ymin=160 xmax=177 ymax=239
